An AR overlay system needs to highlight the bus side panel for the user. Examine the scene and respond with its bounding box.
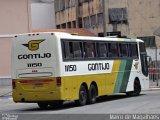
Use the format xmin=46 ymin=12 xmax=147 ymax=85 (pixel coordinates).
xmin=61 ymin=60 xmax=124 ymax=100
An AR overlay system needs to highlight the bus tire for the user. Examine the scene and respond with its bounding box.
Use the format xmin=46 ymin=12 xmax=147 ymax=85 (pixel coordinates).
xmin=37 ymin=102 xmax=49 ymax=109
xmin=126 ymin=80 xmax=141 ymax=96
xmin=49 ymin=101 xmax=63 ymax=108
xmin=88 ymin=84 xmax=97 ymax=104
xmin=133 ymin=80 xmax=141 ymax=96
xmin=75 ymin=85 xmax=88 ymax=106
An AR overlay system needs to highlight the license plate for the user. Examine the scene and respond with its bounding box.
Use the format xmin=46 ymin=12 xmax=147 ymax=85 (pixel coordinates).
xmin=34 ymin=83 xmax=43 ymax=87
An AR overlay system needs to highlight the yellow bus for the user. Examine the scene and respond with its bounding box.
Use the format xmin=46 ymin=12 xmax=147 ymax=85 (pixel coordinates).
xmin=12 ymin=32 xmax=149 ymax=109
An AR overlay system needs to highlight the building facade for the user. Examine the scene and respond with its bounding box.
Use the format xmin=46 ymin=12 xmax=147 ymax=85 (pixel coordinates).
xmin=0 ymin=0 xmax=31 ymax=78
xmin=54 ymin=0 xmax=160 ymax=61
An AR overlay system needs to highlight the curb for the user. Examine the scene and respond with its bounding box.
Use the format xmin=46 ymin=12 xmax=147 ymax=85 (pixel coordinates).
xmin=149 ymin=87 xmax=160 ymax=91
xmin=0 ymin=91 xmax=12 ymax=97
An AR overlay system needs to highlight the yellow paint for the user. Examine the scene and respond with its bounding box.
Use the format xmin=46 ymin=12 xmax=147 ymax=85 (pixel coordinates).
xmin=13 ymin=60 xmax=121 ymax=102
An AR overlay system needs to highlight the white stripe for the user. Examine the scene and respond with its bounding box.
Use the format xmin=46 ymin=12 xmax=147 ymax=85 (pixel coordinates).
xmin=63 ymin=61 xmax=114 ymax=76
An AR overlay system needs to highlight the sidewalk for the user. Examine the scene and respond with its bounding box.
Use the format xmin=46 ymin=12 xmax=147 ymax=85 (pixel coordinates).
xmin=0 ymin=86 xmax=12 ymax=97
xmin=149 ymin=79 xmax=160 ymax=90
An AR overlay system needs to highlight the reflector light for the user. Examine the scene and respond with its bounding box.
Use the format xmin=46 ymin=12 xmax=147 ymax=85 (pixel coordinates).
xmin=56 ymin=77 xmax=61 ymax=87
xmin=12 ymin=80 xmax=16 ymax=89
xmin=19 ymin=79 xmax=53 ymax=83
xmin=32 ymin=70 xmax=38 ymax=73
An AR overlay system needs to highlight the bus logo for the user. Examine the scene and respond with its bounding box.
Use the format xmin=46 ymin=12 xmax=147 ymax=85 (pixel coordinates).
xmin=134 ymin=62 xmax=139 ymax=70
xmin=22 ymin=39 xmax=45 ymax=51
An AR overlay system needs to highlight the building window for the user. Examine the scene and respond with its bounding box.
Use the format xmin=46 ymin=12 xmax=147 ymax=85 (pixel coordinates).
xmin=71 ymin=0 xmax=76 ymax=7
xmin=108 ymin=8 xmax=128 ymax=24
xmin=79 ymin=0 xmax=84 ymax=5
xmin=54 ymin=0 xmax=60 ymax=12
xmin=90 ymin=15 xmax=96 ymax=27
xmin=97 ymin=13 xmax=103 ymax=25
xmin=65 ymin=0 xmax=68 ymax=8
xmin=72 ymin=21 xmax=76 ymax=28
xmin=67 ymin=22 xmax=71 ymax=28
xmin=60 ymin=0 xmax=65 ymax=11
xmin=138 ymin=36 xmax=156 ymax=47
xmin=56 ymin=25 xmax=61 ymax=29
xmin=98 ymin=0 xmax=103 ymax=12
xmin=78 ymin=17 xmax=83 ymax=28
xmin=83 ymin=17 xmax=90 ymax=28
xmin=62 ymin=23 xmax=66 ymax=28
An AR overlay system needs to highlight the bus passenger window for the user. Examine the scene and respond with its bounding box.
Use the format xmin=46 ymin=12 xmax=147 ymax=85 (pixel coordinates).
xmin=130 ymin=44 xmax=138 ymax=57
xmin=108 ymin=43 xmax=118 ymax=58
xmin=84 ymin=42 xmax=96 ymax=58
xmin=119 ymin=43 xmax=128 ymax=57
xmin=97 ymin=43 xmax=108 ymax=58
xmin=73 ymin=42 xmax=83 ymax=59
xmin=63 ymin=42 xmax=74 ymax=59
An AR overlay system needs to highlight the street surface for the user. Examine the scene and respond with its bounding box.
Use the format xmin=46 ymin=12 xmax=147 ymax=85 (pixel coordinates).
xmin=0 ymin=90 xmax=160 ymax=114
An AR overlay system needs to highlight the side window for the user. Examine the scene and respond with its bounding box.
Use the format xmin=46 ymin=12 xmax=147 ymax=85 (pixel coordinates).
xmin=73 ymin=42 xmax=83 ymax=59
xmin=97 ymin=43 xmax=108 ymax=58
xmin=108 ymin=43 xmax=118 ymax=58
xmin=119 ymin=43 xmax=129 ymax=57
xmin=130 ymin=43 xmax=138 ymax=58
xmin=63 ymin=41 xmax=74 ymax=59
xmin=84 ymin=42 xmax=96 ymax=58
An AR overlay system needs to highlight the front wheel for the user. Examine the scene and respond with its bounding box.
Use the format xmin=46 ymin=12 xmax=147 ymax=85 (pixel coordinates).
xmin=126 ymin=80 xmax=141 ymax=96
xmin=133 ymin=80 xmax=141 ymax=96
xmin=75 ymin=85 xmax=88 ymax=106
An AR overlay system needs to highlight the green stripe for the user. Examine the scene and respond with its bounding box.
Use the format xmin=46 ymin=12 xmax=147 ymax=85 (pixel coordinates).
xmin=119 ymin=60 xmax=133 ymax=92
xmin=114 ymin=60 xmax=127 ymax=93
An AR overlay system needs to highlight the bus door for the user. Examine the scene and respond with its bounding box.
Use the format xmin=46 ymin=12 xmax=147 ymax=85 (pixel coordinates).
xmin=139 ymin=42 xmax=148 ymax=77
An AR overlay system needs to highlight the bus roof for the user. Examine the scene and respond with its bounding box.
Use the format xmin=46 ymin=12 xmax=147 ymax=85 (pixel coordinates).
xmin=14 ymin=32 xmax=144 ymax=43
xmin=53 ymin=32 xmax=144 ymax=43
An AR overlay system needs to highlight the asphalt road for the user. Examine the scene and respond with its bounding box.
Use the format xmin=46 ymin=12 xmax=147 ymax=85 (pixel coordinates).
xmin=0 ymin=90 xmax=160 ymax=115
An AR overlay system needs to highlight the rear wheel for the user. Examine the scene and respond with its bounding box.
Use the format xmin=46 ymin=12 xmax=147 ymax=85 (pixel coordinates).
xmin=88 ymin=84 xmax=97 ymax=104
xmin=37 ymin=102 xmax=49 ymax=109
xmin=75 ymin=85 xmax=88 ymax=106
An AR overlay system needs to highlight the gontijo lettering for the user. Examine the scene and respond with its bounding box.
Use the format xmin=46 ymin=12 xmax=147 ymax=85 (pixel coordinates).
xmin=88 ymin=63 xmax=109 ymax=71
xmin=18 ymin=53 xmax=51 ymax=59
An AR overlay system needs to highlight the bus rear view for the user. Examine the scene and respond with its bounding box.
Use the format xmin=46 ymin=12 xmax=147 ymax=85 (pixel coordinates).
xmin=12 ymin=32 xmax=62 ymax=108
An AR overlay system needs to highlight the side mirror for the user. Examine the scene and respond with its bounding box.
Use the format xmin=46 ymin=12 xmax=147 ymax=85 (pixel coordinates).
xmin=146 ymin=56 xmax=152 ymax=67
